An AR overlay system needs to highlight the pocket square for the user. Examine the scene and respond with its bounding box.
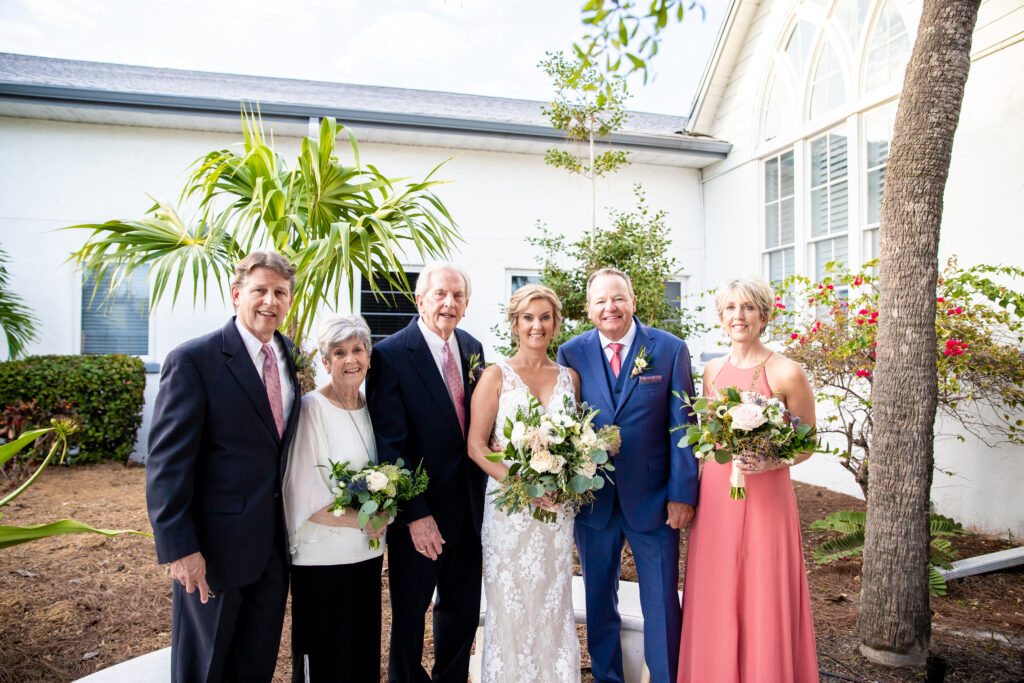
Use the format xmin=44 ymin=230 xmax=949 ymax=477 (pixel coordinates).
xmin=638 ymin=375 xmax=663 ymax=384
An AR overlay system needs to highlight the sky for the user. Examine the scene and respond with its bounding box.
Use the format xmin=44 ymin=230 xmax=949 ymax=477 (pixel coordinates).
xmin=0 ymin=0 xmax=730 ymax=116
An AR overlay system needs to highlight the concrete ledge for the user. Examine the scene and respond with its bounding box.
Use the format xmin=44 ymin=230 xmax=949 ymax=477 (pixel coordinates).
xmin=73 ymin=647 xmax=169 ymax=682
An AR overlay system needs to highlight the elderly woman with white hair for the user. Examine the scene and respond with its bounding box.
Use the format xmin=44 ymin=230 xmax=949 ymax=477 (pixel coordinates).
xmin=283 ymin=313 xmax=387 ymax=682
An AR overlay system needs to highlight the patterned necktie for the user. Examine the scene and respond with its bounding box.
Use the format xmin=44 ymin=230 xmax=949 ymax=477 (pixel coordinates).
xmin=441 ymin=341 xmax=466 ymax=433
xmin=261 ymin=343 xmax=285 ymax=437
xmin=608 ymin=342 xmax=624 ymax=378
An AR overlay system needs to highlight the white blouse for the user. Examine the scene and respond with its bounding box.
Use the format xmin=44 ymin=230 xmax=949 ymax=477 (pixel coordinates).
xmin=283 ymin=391 xmax=384 ymax=566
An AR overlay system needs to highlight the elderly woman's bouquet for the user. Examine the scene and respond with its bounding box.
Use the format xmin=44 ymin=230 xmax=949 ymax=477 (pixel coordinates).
xmin=486 ymin=395 xmax=620 ymax=523
xmin=677 ymin=387 xmax=817 ymax=500
xmin=325 ymin=458 xmax=429 ymax=549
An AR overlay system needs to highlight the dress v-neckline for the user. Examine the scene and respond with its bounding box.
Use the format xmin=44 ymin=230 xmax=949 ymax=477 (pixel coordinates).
xmin=503 ymin=361 xmax=562 ymax=412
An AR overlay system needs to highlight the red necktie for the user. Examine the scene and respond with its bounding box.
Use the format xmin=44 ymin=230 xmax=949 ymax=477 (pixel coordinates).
xmin=442 ymin=341 xmax=466 ymax=433
xmin=261 ymin=344 xmax=285 ymax=437
xmin=608 ymin=342 xmax=624 ymax=378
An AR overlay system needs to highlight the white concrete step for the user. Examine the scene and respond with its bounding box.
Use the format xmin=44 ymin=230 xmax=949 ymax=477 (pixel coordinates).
xmin=938 ymin=545 xmax=1024 ymax=581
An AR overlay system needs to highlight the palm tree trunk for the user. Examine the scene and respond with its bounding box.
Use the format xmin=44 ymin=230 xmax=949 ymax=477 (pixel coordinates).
xmin=858 ymin=0 xmax=979 ymax=667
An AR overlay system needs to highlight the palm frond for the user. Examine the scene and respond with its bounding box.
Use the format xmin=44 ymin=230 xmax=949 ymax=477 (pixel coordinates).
xmin=0 ymin=246 xmax=39 ymax=358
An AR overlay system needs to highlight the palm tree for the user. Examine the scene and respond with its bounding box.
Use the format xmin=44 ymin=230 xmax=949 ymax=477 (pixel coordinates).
xmin=0 ymin=245 xmax=39 ymax=359
xmin=67 ymin=108 xmax=460 ymax=344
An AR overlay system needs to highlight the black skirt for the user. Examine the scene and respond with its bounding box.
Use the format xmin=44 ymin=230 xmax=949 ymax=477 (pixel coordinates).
xmin=290 ymin=556 xmax=384 ymax=682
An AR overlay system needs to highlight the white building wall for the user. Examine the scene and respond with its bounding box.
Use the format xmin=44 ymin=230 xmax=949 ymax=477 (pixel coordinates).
xmin=0 ymin=114 xmax=701 ymax=459
xmin=698 ymin=0 xmax=1024 ymax=536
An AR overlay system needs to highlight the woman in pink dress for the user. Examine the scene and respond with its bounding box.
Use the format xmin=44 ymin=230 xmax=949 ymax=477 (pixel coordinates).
xmin=678 ymin=276 xmax=819 ymax=683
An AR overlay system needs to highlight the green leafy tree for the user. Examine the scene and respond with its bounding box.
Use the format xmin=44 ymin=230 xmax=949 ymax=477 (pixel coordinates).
xmin=541 ymin=51 xmax=630 ymax=231
xmin=497 ymin=187 xmax=706 ymax=356
xmin=0 ymin=246 xmax=39 ymax=359
xmin=67 ymin=108 xmax=460 ymax=345
xmin=771 ymin=258 xmax=1024 ymax=497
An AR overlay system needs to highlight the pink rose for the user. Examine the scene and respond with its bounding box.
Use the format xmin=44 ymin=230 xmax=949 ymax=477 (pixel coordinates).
xmin=728 ymin=404 xmax=767 ymax=431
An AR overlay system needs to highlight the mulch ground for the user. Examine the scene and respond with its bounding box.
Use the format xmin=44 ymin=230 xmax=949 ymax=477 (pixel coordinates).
xmin=1 ymin=462 xmax=1022 ymax=682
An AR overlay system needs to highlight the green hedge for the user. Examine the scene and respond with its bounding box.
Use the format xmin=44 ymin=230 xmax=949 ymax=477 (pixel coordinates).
xmin=0 ymin=355 xmax=146 ymax=463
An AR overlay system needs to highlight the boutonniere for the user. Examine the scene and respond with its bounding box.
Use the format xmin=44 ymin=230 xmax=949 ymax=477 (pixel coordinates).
xmin=467 ymin=353 xmax=483 ymax=384
xmin=630 ymin=346 xmax=651 ymax=378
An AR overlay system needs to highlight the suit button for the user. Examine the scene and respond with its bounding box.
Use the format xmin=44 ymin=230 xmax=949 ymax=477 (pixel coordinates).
xmin=273 ymin=491 xmax=280 ymax=499
xmin=615 ymin=388 xmax=621 ymax=393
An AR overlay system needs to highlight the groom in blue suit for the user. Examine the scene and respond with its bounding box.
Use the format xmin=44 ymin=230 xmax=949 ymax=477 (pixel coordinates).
xmin=557 ymin=267 xmax=698 ymax=683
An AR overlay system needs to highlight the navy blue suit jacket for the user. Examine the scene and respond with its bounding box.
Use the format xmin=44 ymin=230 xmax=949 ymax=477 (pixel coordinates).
xmin=557 ymin=318 xmax=698 ymax=532
xmin=146 ymin=318 xmax=301 ymax=589
xmin=366 ymin=317 xmax=487 ymax=539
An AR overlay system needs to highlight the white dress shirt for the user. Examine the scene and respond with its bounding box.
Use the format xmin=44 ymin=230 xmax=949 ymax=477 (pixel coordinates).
xmin=597 ymin=319 xmax=638 ymax=368
xmin=417 ymin=317 xmax=463 ymax=380
xmin=235 ymin=318 xmax=295 ymax=419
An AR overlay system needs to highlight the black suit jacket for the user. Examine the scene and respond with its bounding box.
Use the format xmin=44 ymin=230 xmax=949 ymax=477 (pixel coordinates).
xmin=146 ymin=318 xmax=301 ymax=589
xmin=366 ymin=317 xmax=487 ymax=539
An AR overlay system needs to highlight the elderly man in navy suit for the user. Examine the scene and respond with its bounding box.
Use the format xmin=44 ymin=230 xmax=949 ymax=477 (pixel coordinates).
xmin=557 ymin=267 xmax=699 ymax=683
xmin=367 ymin=261 xmax=487 ymax=683
xmin=146 ymin=250 xmax=302 ymax=682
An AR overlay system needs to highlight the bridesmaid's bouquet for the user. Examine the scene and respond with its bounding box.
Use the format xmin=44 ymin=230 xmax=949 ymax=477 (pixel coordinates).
xmin=486 ymin=395 xmax=620 ymax=523
xmin=325 ymin=458 xmax=429 ymax=549
xmin=677 ymin=387 xmax=817 ymax=499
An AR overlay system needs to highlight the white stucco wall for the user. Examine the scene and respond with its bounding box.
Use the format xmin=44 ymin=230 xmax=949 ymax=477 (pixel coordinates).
xmin=696 ymin=0 xmax=1024 ymax=536
xmin=0 ymin=113 xmax=702 ymax=459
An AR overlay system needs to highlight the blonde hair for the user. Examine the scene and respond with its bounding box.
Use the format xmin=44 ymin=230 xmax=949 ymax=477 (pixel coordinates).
xmin=715 ymin=276 xmax=775 ymax=335
xmin=507 ymin=284 xmax=562 ymax=342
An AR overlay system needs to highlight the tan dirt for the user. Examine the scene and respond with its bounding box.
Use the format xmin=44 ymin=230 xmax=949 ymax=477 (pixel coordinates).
xmin=1 ymin=462 xmax=1021 ymax=682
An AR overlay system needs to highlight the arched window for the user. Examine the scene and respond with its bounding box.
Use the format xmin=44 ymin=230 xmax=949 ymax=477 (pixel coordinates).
xmin=784 ymin=20 xmax=817 ymax=81
xmin=865 ymin=1 xmax=911 ymax=90
xmin=835 ymin=0 xmax=871 ymax=52
xmin=762 ymin=73 xmax=794 ymax=143
xmin=810 ymin=42 xmax=846 ymax=119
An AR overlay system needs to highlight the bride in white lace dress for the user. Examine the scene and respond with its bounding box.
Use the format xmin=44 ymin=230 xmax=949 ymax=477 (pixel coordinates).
xmin=468 ymin=285 xmax=582 ymax=683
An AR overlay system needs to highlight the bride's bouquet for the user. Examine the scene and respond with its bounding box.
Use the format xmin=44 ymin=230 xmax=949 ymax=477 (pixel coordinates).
xmin=677 ymin=387 xmax=817 ymax=500
xmin=486 ymin=395 xmax=620 ymax=523
xmin=325 ymin=458 xmax=429 ymax=549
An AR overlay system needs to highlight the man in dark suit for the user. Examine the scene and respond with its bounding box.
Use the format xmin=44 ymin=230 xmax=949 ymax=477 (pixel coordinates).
xmin=557 ymin=267 xmax=699 ymax=683
xmin=146 ymin=250 xmax=302 ymax=682
xmin=367 ymin=261 xmax=486 ymax=683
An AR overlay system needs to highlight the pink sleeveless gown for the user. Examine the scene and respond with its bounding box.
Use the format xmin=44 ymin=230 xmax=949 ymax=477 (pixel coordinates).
xmin=677 ymin=358 xmax=819 ymax=682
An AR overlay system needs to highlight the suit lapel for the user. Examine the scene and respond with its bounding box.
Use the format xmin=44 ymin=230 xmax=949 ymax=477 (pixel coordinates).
xmin=614 ymin=319 xmax=656 ymax=418
xmin=581 ymin=329 xmax=615 ymax=411
xmin=222 ymin=319 xmax=281 ymax=443
xmin=406 ymin=318 xmax=464 ymax=439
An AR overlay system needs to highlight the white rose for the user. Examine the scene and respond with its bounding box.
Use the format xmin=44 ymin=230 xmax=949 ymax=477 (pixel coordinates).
xmin=366 ymin=471 xmax=390 ymax=492
xmin=529 ymin=449 xmax=554 ymax=473
xmin=510 ymin=421 xmax=527 ymax=448
xmin=576 ymin=457 xmax=598 ymax=479
xmin=549 ymin=455 xmax=566 ymax=474
xmin=728 ymin=404 xmax=767 ymax=431
xmin=579 ymin=429 xmax=598 ymax=450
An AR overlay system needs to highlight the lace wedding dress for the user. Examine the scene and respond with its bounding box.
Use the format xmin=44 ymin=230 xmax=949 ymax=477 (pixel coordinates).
xmin=480 ymin=361 xmax=580 ymax=683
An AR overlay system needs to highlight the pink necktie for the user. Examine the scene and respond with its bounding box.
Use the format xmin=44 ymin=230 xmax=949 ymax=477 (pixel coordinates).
xmin=608 ymin=342 xmax=624 ymax=378
xmin=261 ymin=344 xmax=285 ymax=437
xmin=441 ymin=341 xmax=466 ymax=433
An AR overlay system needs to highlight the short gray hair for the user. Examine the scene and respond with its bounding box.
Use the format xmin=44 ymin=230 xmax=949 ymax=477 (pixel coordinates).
xmin=415 ymin=261 xmax=472 ymax=299
xmin=586 ymin=267 xmax=635 ymax=301
xmin=715 ymin=276 xmax=776 ymax=335
xmin=317 ymin=314 xmax=372 ymax=358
